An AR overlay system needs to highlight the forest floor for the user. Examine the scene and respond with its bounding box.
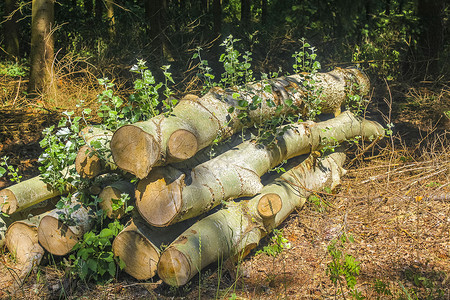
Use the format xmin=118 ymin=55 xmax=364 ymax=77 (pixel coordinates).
xmin=0 ymin=73 xmax=449 ymax=299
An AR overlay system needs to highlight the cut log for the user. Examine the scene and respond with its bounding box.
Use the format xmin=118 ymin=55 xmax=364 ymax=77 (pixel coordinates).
xmin=0 ymin=216 xmax=6 ymax=248
xmin=0 ymin=175 xmax=64 ymax=214
xmin=111 ymin=68 xmax=370 ymax=178
xmin=0 ymin=166 xmax=73 ymax=215
xmin=0 ymin=197 xmax=59 ymax=247
xmin=136 ymin=111 xmax=383 ymax=227
xmin=99 ymin=180 xmax=134 ymax=219
xmin=38 ymin=200 xmax=95 ymax=256
xmin=75 ymin=127 xmax=115 ymax=178
xmin=5 ymin=213 xmax=47 ymax=264
xmin=157 ymin=151 xmax=346 ymax=286
xmin=112 ymin=215 xmax=195 ymax=280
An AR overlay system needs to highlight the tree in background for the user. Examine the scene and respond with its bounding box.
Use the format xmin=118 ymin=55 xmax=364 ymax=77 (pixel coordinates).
xmin=28 ymin=0 xmax=55 ymax=95
xmin=4 ymin=0 xmax=20 ymax=59
xmin=417 ymin=0 xmax=444 ymax=76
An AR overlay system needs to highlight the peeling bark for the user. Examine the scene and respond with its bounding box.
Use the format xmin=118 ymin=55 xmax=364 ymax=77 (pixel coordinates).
xmin=157 ymin=151 xmax=347 ymax=286
xmin=111 ymin=68 xmax=370 ymax=178
xmin=136 ymin=112 xmax=383 ymax=227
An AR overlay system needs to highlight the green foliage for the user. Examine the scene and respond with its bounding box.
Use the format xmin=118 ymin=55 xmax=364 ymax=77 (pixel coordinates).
xmin=292 ymin=38 xmax=323 ymax=120
xmin=0 ymin=61 xmax=28 ymax=77
xmin=192 ymin=47 xmax=216 ymax=92
xmin=68 ymin=219 xmax=125 ymax=283
xmin=38 ymin=111 xmax=85 ymax=193
xmin=0 ymin=156 xmax=22 ymax=183
xmin=326 ymin=233 xmax=362 ymax=299
xmin=256 ymin=229 xmax=291 ymax=258
xmin=110 ymin=192 xmax=133 ymax=214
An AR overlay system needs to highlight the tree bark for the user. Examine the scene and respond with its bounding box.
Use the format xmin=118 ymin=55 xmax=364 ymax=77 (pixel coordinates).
xmin=417 ymin=0 xmax=444 ymax=75
xmin=5 ymin=213 xmax=47 ymax=264
xmin=157 ymin=151 xmax=346 ymax=286
xmin=136 ymin=111 xmax=383 ymax=227
xmin=105 ymin=0 xmax=115 ymax=39
xmin=212 ymin=0 xmax=222 ymax=36
xmin=28 ymin=0 xmax=55 ymax=95
xmin=112 ymin=215 xmax=196 ymax=280
xmin=4 ymin=0 xmax=20 ymax=59
xmin=0 ymin=174 xmax=70 ymax=214
xmin=37 ymin=200 xmax=95 ymax=255
xmin=111 ymin=68 xmax=370 ymax=179
xmin=98 ymin=180 xmax=134 ymax=219
xmin=241 ymin=0 xmax=251 ymax=27
xmin=75 ymin=127 xmax=115 ymax=178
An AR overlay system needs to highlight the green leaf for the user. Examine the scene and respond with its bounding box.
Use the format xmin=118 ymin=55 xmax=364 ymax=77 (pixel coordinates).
xmin=99 ymin=228 xmax=114 ymax=238
xmin=0 ymin=166 xmax=6 ymax=177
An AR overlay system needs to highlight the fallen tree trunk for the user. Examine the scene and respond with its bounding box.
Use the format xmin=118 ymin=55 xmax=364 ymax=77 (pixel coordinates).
xmin=0 ymin=176 xmax=64 ymax=214
xmin=0 ymin=197 xmax=59 ymax=247
xmin=136 ymin=111 xmax=383 ymax=227
xmin=157 ymin=151 xmax=346 ymax=286
xmin=37 ymin=200 xmax=95 ymax=256
xmin=0 ymin=166 xmax=74 ymax=214
xmin=99 ymin=180 xmax=134 ymax=219
xmin=75 ymin=127 xmax=115 ymax=179
xmin=111 ymin=68 xmax=369 ymax=178
xmin=112 ymin=215 xmax=196 ymax=280
xmin=5 ymin=213 xmax=48 ymax=264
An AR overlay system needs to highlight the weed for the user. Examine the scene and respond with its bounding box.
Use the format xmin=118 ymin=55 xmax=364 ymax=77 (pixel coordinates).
xmin=0 ymin=156 xmax=22 ymax=183
xmin=326 ymin=233 xmax=363 ymax=299
xmin=68 ymin=219 xmax=125 ymax=283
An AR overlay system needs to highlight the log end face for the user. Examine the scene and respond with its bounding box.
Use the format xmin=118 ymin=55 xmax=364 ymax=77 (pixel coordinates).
xmin=0 ymin=188 xmax=17 ymax=214
xmin=38 ymin=215 xmax=78 ymax=256
xmin=75 ymin=145 xmax=102 ymax=179
xmin=111 ymin=125 xmax=160 ymax=179
xmin=136 ymin=169 xmax=184 ymax=227
xmin=99 ymin=186 xmax=125 ymax=219
xmin=168 ymin=129 xmax=198 ymax=161
xmin=257 ymin=193 xmax=282 ymax=219
xmin=5 ymin=222 xmax=39 ymax=264
xmin=112 ymin=231 xmax=159 ymax=280
xmin=158 ymin=247 xmax=191 ymax=286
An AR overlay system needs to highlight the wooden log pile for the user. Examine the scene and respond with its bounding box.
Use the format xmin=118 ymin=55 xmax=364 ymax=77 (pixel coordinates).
xmin=0 ymin=68 xmax=385 ymax=288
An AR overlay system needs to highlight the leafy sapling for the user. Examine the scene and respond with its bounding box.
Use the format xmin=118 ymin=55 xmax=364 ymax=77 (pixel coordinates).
xmin=0 ymin=156 xmax=22 ymax=183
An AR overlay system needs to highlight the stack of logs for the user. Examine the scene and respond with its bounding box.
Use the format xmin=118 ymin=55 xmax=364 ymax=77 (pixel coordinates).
xmin=0 ymin=68 xmax=384 ymax=288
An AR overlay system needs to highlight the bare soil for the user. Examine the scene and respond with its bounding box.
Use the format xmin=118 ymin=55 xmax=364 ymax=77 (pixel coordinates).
xmin=0 ymin=78 xmax=449 ymax=299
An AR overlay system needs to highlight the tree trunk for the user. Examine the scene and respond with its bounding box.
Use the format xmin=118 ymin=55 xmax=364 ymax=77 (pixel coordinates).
xmin=417 ymin=0 xmax=443 ymax=75
xmin=112 ymin=215 xmax=196 ymax=280
xmin=261 ymin=0 xmax=267 ymax=24
xmin=4 ymin=0 xmax=20 ymax=59
xmin=241 ymin=0 xmax=251 ymax=27
xmin=212 ymin=0 xmax=221 ymax=36
xmin=105 ymin=0 xmax=115 ymax=39
xmin=136 ymin=111 xmax=383 ymax=227
xmin=28 ymin=0 xmax=55 ymax=95
xmin=98 ymin=180 xmax=134 ymax=219
xmin=84 ymin=0 xmax=94 ymax=17
xmin=75 ymin=127 xmax=115 ymax=178
xmin=0 ymin=173 xmax=70 ymax=214
xmin=5 ymin=213 xmax=47 ymax=264
xmin=37 ymin=200 xmax=95 ymax=255
xmin=95 ymin=0 xmax=103 ymax=21
xmin=111 ymin=68 xmax=370 ymax=179
xmin=0 ymin=197 xmax=58 ymax=247
xmin=157 ymin=151 xmax=346 ymax=286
